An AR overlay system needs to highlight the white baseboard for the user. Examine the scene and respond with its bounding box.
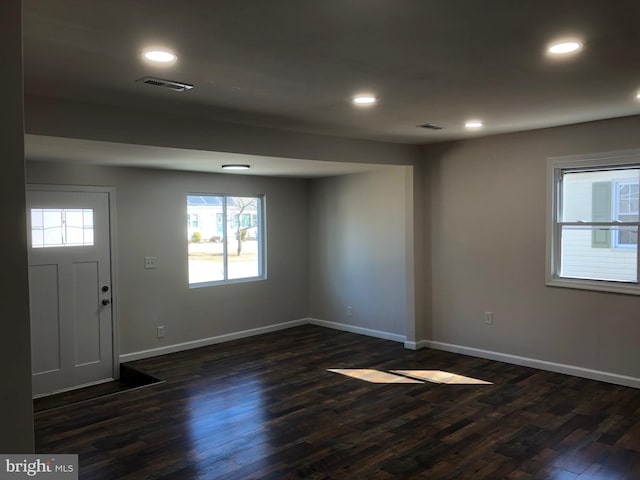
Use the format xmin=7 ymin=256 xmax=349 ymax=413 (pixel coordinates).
xmin=119 ymin=319 xmax=640 ymax=389
xmin=120 ymin=318 xmax=405 ymax=363
xmin=404 ymin=340 xmax=430 ymax=350
xmin=120 ymin=319 xmax=308 ymax=362
xmin=423 ymin=340 xmax=640 ymax=389
xmin=306 ymin=318 xmax=406 ymax=343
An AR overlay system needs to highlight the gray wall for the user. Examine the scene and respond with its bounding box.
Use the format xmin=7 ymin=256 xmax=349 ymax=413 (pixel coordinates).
xmin=308 ymin=167 xmax=411 ymax=337
xmin=0 ymin=0 xmax=35 ymax=452
xmin=26 ymin=162 xmax=309 ymax=355
xmin=24 ymin=93 xmax=425 ymax=354
xmin=425 ymin=115 xmax=640 ymax=379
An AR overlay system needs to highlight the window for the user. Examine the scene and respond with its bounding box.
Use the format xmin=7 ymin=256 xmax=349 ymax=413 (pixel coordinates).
xmin=614 ymin=181 xmax=639 ymax=248
xmin=30 ymin=208 xmax=94 ymax=248
xmin=547 ymin=151 xmax=640 ymax=294
xmin=187 ymin=213 xmax=199 ymax=229
xmin=186 ymin=194 xmax=265 ymax=286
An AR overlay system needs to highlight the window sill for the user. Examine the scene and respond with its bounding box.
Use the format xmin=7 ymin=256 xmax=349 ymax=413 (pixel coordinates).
xmin=546 ymin=277 xmax=640 ymax=296
xmin=189 ymin=276 xmax=267 ymax=289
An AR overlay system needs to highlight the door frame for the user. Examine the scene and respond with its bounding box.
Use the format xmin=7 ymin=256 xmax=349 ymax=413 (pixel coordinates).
xmin=26 ymin=183 xmax=120 ymax=384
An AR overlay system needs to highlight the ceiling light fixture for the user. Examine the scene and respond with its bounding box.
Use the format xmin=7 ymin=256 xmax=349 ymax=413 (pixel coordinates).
xmin=418 ymin=123 xmax=444 ymax=130
xmin=143 ymin=49 xmax=177 ymax=63
xmin=222 ymin=164 xmax=250 ymax=170
xmin=548 ymin=41 xmax=583 ymax=55
xmin=465 ymin=120 xmax=484 ymax=129
xmin=353 ymin=95 xmax=377 ymax=106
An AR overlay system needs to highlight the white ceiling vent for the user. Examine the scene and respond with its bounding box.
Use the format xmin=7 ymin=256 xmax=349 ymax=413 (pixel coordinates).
xmin=136 ymin=77 xmax=194 ymax=92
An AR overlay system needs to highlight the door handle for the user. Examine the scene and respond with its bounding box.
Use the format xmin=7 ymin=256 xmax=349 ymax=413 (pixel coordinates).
xmin=102 ymin=285 xmax=110 ymax=292
xmin=102 ymin=299 xmax=111 ymax=306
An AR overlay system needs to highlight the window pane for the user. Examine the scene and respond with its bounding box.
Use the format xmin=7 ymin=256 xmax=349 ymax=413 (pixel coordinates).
xmin=561 ymin=169 xmax=640 ymax=223
xmin=617 ymin=226 xmax=638 ymax=246
xmin=43 ymin=210 xmax=63 ymax=246
xmin=84 ymin=228 xmax=94 ymax=245
xmin=83 ymin=209 xmax=94 ymax=227
xmin=560 ymin=225 xmax=637 ymax=282
xmin=31 ymin=208 xmax=94 ymax=248
xmin=65 ymin=209 xmax=83 ymax=229
xmin=187 ymin=194 xmax=263 ymax=285
xmin=226 ymin=196 xmax=260 ymax=280
xmin=616 ymin=182 xmax=639 ymax=224
xmin=65 ymin=210 xmax=85 ymax=245
xmin=187 ymin=195 xmax=225 ymax=284
xmin=31 ymin=210 xmax=44 ymax=247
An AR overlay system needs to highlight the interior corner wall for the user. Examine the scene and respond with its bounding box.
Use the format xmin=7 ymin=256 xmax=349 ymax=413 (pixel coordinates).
xmin=425 ymin=115 xmax=640 ymax=379
xmin=412 ymin=159 xmax=430 ymax=342
xmin=25 ymin=162 xmax=309 ymax=356
xmin=308 ymin=167 xmax=411 ymax=338
xmin=0 ymin=0 xmax=35 ymax=452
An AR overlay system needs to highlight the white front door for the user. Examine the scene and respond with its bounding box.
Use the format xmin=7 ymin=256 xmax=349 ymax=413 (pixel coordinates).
xmin=26 ymin=186 xmax=115 ymax=397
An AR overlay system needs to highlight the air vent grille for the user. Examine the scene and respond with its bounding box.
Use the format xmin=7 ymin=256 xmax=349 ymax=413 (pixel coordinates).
xmin=417 ymin=123 xmax=444 ymax=130
xmin=137 ymin=77 xmax=194 ymax=92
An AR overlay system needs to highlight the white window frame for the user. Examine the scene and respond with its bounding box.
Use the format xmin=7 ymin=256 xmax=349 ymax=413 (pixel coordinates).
xmin=187 ymin=193 xmax=266 ymax=288
xmin=546 ymin=150 xmax=640 ymax=295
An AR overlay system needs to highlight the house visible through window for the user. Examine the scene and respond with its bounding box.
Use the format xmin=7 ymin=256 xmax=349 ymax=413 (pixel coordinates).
xmin=614 ymin=181 xmax=639 ymax=248
xmin=547 ymin=152 xmax=640 ymax=295
xmin=186 ymin=194 xmax=264 ymax=286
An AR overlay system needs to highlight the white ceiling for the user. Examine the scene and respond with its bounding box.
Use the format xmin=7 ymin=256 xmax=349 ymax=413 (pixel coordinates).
xmin=22 ymin=0 xmax=640 ymax=173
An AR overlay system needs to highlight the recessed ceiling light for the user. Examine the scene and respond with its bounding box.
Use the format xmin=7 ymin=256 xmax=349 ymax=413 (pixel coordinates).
xmin=548 ymin=41 xmax=583 ymax=55
xmin=353 ymin=95 xmax=377 ymax=106
xmin=222 ymin=164 xmax=250 ymax=170
xmin=636 ymin=91 xmax=640 ymax=100
xmin=465 ymin=120 xmax=484 ymax=129
xmin=143 ymin=50 xmax=177 ymax=63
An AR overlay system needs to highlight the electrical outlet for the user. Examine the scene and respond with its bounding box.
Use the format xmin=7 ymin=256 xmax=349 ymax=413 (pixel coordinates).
xmin=145 ymin=256 xmax=157 ymax=269
xmin=157 ymin=326 xmax=165 ymax=338
xmin=346 ymin=306 xmax=353 ymax=317
xmin=484 ymin=312 xmax=493 ymax=325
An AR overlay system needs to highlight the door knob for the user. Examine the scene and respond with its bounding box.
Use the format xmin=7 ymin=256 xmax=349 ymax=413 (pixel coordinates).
xmin=102 ymin=299 xmax=111 ymax=306
xmin=102 ymin=285 xmax=110 ymax=292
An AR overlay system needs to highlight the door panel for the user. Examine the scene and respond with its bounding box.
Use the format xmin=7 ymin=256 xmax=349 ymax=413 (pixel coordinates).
xmin=28 ymin=264 xmax=61 ymax=374
xmin=27 ymin=188 xmax=114 ymax=397
xmin=73 ymin=261 xmax=101 ymax=366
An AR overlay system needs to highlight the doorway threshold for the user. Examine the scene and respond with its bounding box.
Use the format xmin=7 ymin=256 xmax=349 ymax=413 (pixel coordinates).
xmin=33 ymin=364 xmax=164 ymax=413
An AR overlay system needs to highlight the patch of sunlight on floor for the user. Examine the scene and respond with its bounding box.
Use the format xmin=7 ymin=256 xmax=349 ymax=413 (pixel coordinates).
xmin=391 ymin=370 xmax=492 ymax=385
xmin=327 ymin=369 xmax=423 ymax=384
xmin=327 ymin=369 xmax=493 ymax=385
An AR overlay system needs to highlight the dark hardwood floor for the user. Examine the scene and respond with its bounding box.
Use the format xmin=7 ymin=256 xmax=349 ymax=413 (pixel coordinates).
xmin=35 ymin=325 xmax=640 ymax=479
